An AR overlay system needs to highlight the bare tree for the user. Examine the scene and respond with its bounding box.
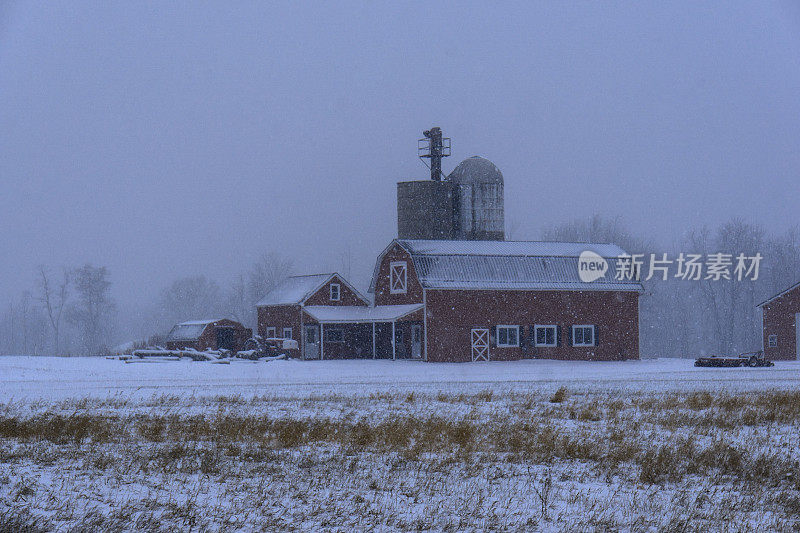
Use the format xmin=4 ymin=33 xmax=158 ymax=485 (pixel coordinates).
xmin=35 ymin=265 xmax=70 ymax=355
xmin=0 ymin=292 xmax=49 ymax=355
xmin=67 ymin=265 xmax=115 ymax=355
xmin=157 ymin=275 xmax=223 ymax=329
xmin=339 ymin=243 xmax=353 ymax=281
xmin=227 ymin=253 xmax=292 ymax=329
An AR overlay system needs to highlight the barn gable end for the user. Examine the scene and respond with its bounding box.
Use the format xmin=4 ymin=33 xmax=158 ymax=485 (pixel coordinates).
xmin=759 ymin=282 xmax=800 ymax=361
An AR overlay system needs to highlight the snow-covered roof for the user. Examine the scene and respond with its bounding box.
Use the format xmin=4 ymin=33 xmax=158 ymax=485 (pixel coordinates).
xmin=177 ymin=319 xmax=223 ymax=326
xmin=303 ymin=304 xmax=423 ymax=323
xmin=256 ymin=274 xmax=333 ymax=306
xmin=166 ymin=319 xmax=222 ymax=341
xmin=757 ymin=280 xmax=800 ymax=307
xmin=398 ymin=239 xmax=627 ymax=258
xmin=448 ymin=156 xmax=504 ymax=184
xmin=370 ymin=239 xmax=642 ymax=292
xmin=256 ymin=273 xmax=372 ymax=307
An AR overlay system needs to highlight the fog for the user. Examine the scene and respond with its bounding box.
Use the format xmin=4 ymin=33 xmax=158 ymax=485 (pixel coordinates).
xmin=1 ymin=2 xmax=799 ymax=348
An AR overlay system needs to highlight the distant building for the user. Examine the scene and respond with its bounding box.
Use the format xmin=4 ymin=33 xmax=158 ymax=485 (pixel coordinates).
xmin=758 ymin=282 xmax=800 ymax=360
xmin=164 ymin=319 xmax=251 ymax=352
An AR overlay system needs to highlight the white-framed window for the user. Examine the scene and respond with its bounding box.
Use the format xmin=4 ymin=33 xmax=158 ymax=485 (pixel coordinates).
xmin=496 ymin=325 xmax=520 ymax=347
xmin=768 ymin=334 xmax=778 ymax=348
xmin=534 ymin=325 xmax=558 ymax=347
xmin=390 ymin=261 xmax=407 ymax=294
xmin=325 ymin=328 xmax=344 ymax=343
xmin=265 ymin=326 xmax=276 ymax=338
xmin=282 ymin=327 xmax=293 ymax=340
xmin=572 ymin=325 xmax=596 ymax=347
xmin=330 ymin=283 xmax=341 ymax=301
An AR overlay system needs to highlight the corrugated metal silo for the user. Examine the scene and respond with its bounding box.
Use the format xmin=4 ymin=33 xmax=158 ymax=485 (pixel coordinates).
xmin=448 ymin=156 xmax=505 ymax=241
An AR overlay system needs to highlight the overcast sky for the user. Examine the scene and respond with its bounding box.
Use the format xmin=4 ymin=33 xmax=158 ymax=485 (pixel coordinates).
xmin=1 ymin=1 xmax=799 ymax=310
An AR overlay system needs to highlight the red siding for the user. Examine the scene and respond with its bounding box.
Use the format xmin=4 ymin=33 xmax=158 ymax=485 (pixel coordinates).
xmin=425 ymin=289 xmax=639 ymax=362
xmin=258 ymin=305 xmax=302 ymax=341
xmin=762 ymin=285 xmax=800 ymax=361
xmin=165 ymin=319 xmax=251 ymax=351
xmin=304 ymin=275 xmax=369 ymax=306
xmin=373 ymin=244 xmax=424 ymax=306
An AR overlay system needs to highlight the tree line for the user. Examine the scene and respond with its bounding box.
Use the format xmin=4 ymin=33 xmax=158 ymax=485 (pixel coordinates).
xmin=1 ymin=218 xmax=798 ymax=357
xmin=0 ymin=253 xmax=292 ymax=356
xmin=543 ymin=215 xmax=800 ymax=357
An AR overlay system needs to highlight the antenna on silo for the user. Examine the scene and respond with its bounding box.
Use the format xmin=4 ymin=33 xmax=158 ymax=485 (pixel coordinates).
xmin=418 ymin=127 xmax=451 ymax=181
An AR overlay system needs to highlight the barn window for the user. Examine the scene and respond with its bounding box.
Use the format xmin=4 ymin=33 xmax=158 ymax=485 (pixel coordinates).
xmin=534 ymin=325 xmax=557 ymax=347
xmin=282 ymin=327 xmax=293 ymax=340
xmin=768 ymin=334 xmax=778 ymax=348
xmin=265 ymin=326 xmax=276 ymax=338
xmin=496 ymin=325 xmax=519 ymax=347
xmin=390 ymin=261 xmax=407 ymax=294
xmin=325 ymin=328 xmax=344 ymax=343
xmin=330 ymin=283 xmax=341 ymax=301
xmin=572 ymin=325 xmax=596 ymax=347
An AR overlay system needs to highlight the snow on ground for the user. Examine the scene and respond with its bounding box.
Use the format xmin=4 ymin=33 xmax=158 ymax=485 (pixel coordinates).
xmin=1 ymin=356 xmax=798 ymax=401
xmin=2 ymin=356 xmax=800 ymax=531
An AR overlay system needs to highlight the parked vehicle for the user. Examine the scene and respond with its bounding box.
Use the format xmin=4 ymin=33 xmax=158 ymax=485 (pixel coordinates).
xmin=241 ymin=336 xmax=300 ymax=359
xmin=694 ymin=350 xmax=774 ymax=368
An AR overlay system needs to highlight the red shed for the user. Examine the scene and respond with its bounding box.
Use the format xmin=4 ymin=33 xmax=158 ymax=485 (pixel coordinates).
xmin=758 ymin=281 xmax=800 ymax=361
xmin=164 ymin=319 xmax=252 ymax=352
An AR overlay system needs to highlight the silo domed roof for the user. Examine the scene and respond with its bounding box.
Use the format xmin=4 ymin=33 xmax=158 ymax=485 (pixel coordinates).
xmin=447 ymin=156 xmax=504 ymax=184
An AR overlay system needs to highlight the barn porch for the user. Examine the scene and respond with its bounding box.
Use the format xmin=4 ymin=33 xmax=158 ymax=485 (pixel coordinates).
xmin=301 ymin=304 xmax=424 ymax=360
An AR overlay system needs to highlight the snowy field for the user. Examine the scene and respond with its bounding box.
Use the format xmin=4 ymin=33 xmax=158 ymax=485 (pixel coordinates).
xmin=2 ymin=356 xmax=800 ymax=531
xmin=2 ymin=356 xmax=800 ymax=401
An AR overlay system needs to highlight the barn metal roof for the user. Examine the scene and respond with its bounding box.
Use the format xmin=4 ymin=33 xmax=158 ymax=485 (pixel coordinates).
xmin=397 ymin=239 xmax=628 ymax=258
xmin=303 ymin=304 xmax=423 ymax=323
xmin=370 ymin=239 xmax=642 ymax=292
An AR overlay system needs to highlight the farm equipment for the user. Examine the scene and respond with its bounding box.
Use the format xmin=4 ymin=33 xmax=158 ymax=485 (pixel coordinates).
xmin=694 ymin=350 xmax=774 ymax=368
xmin=113 ymin=336 xmax=300 ymax=364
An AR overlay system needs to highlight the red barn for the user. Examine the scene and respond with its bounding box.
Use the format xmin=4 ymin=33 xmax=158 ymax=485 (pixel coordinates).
xmin=164 ymin=319 xmax=251 ymax=352
xmin=758 ymin=281 xmax=800 ymax=361
xmin=369 ymin=239 xmax=641 ymax=362
xmin=257 ymin=240 xmax=641 ymax=362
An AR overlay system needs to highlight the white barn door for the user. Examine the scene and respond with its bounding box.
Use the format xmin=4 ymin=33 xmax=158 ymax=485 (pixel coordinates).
xmin=471 ymin=328 xmax=490 ymax=362
xmin=304 ymin=325 xmax=320 ymax=360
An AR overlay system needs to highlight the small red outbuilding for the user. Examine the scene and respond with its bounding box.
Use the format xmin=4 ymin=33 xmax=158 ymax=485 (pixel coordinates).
xmin=164 ymin=319 xmax=252 ymax=352
xmin=758 ymin=282 xmax=800 ymax=361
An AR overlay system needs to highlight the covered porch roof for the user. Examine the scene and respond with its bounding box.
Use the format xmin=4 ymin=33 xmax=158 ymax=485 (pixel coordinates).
xmin=303 ymin=304 xmax=423 ymax=324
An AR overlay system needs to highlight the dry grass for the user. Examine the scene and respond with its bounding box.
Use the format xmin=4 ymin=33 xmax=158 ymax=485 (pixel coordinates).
xmin=2 ymin=389 xmax=800 ymax=531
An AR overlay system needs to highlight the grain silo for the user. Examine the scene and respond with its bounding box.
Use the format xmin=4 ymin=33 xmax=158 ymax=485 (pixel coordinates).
xmin=397 ymin=127 xmax=505 ymax=241
xmin=448 ymin=156 xmax=505 ymax=241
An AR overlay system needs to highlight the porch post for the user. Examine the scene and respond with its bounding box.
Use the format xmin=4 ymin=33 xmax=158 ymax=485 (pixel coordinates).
xmin=300 ymin=309 xmax=305 ymax=361
xmin=372 ymin=322 xmax=376 ymax=359
xmin=320 ymin=322 xmax=325 ymax=361
xmin=392 ymin=321 xmax=396 ymax=361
